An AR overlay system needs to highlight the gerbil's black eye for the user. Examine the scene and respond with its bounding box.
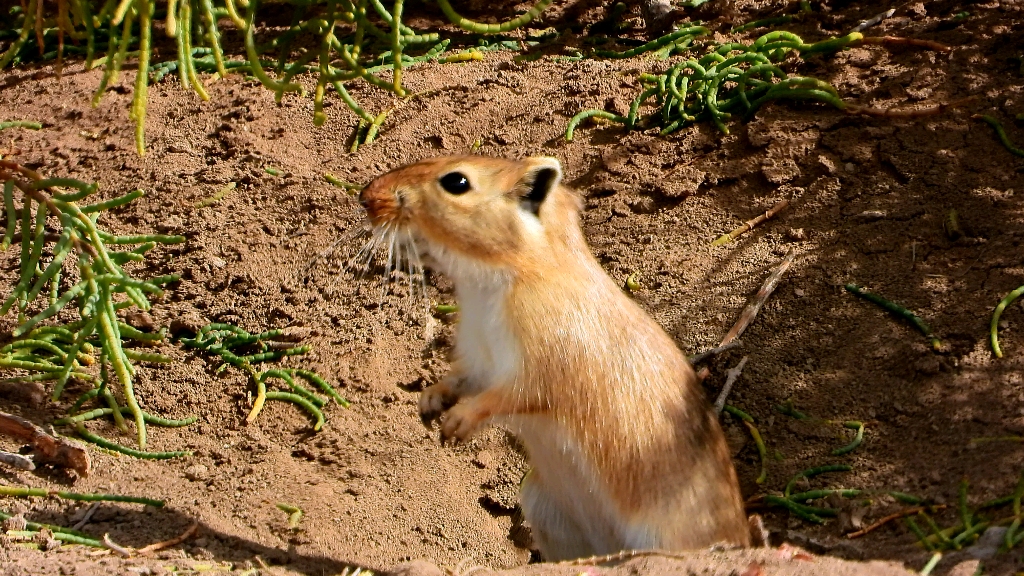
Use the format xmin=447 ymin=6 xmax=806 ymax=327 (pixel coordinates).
xmin=439 ymin=172 xmax=471 ymax=195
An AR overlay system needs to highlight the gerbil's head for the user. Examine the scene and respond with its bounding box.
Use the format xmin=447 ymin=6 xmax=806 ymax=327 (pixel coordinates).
xmin=358 ymin=155 xmax=581 ymax=272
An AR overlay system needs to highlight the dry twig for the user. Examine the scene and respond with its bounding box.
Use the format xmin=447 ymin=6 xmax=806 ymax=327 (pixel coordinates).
xmin=722 ymin=250 xmax=797 ymax=345
xmin=102 ymin=533 xmax=132 ymax=557
xmin=0 ymin=411 xmax=90 ymax=476
xmin=846 ymin=505 xmax=947 ymax=539
xmin=137 ymin=521 xmax=199 ymax=555
xmin=714 ymin=356 xmax=749 ymax=414
xmin=712 ymin=200 xmax=790 ymax=246
xmin=71 ymin=502 xmax=100 ymax=531
xmin=845 ymin=96 xmax=975 ymax=118
xmin=0 ymin=450 xmax=35 ymax=470
xmin=857 ymin=36 xmax=951 ymax=53
xmin=688 ymin=340 xmax=743 ymax=365
xmin=699 ymin=250 xmax=795 ymax=381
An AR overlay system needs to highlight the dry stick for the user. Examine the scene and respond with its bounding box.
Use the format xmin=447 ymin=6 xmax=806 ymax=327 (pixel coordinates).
xmin=558 ymin=549 xmax=703 ymax=567
xmin=137 ymin=521 xmax=199 ymax=554
xmin=846 ymin=505 xmax=947 ymax=539
xmin=71 ymin=502 xmax=100 ymax=531
xmin=850 ymin=9 xmax=895 ymax=33
xmin=845 ymin=96 xmax=975 ymax=118
xmin=0 ymin=411 xmax=90 ymax=476
xmin=698 ymin=250 xmax=796 ymax=381
xmin=722 ymin=249 xmax=796 ymax=345
xmin=714 ymin=356 xmax=749 ymax=415
xmin=712 ymin=200 xmax=789 ymax=246
xmin=688 ymin=340 xmax=743 ymax=365
xmin=103 ymin=533 xmax=132 ymax=557
xmin=857 ymin=36 xmax=951 ymax=53
xmin=0 ymin=450 xmax=35 ymax=470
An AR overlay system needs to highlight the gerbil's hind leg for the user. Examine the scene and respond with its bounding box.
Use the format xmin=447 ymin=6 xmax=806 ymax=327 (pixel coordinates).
xmin=519 ymin=471 xmax=595 ymax=562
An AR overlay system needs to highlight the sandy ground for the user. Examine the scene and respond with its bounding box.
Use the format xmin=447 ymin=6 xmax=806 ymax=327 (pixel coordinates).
xmin=1 ymin=1 xmax=1023 ymax=574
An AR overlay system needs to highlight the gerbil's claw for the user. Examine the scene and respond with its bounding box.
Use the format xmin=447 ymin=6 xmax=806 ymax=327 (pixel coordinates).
xmin=439 ymin=403 xmax=482 ymax=444
xmin=419 ymin=382 xmax=458 ymax=428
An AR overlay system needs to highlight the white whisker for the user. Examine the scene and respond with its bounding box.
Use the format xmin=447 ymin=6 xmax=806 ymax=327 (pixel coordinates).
xmin=301 ymin=224 xmax=369 ymax=281
xmin=352 ymin=224 xmax=385 ymax=272
xmin=380 ymin=225 xmax=398 ymax=303
xmin=354 ymin=223 xmax=391 ymax=279
xmin=398 ymin=236 xmax=413 ymax=302
xmin=407 ymin=230 xmax=428 ymax=305
xmin=349 ymin=217 xmax=437 ymax=334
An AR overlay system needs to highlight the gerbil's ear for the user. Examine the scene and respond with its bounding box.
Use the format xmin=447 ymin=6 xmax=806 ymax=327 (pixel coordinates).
xmin=517 ymin=157 xmax=562 ymax=217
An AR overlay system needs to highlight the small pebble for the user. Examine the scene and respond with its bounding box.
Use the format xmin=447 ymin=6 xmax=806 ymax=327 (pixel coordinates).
xmin=2 ymin=514 xmax=27 ymax=531
xmin=967 ymin=526 xmax=1007 ymax=559
xmin=472 ymin=450 xmax=493 ymax=469
xmin=856 ymin=210 xmax=886 ymax=222
xmin=156 ymin=215 xmax=183 ymax=233
xmin=184 ymin=464 xmax=209 ymax=482
xmin=36 ymin=529 xmax=61 ymax=551
xmin=785 ymin=228 xmax=808 ymax=241
xmin=125 ymin=311 xmax=156 ymax=331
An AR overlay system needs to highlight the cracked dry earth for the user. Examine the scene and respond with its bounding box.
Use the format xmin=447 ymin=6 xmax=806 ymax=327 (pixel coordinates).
xmin=1 ymin=0 xmax=1023 ymax=574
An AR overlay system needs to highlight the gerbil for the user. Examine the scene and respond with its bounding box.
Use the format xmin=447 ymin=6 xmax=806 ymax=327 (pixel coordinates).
xmin=358 ymin=155 xmax=749 ymax=561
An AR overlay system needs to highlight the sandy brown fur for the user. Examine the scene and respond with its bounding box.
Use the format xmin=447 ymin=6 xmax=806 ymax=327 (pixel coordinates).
xmin=359 ymin=155 xmax=749 ymax=560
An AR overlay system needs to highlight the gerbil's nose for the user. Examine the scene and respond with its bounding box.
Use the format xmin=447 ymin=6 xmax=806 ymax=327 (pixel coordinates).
xmin=358 ymin=180 xmax=399 ymax=225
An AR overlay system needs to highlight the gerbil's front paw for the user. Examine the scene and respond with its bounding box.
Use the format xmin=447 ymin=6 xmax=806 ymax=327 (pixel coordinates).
xmin=439 ymin=402 xmax=485 ymax=444
xmin=419 ymin=382 xmax=459 ymax=427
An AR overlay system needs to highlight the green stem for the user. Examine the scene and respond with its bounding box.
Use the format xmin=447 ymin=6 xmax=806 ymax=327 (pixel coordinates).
xmin=565 ymin=110 xmax=627 ymax=142
xmin=265 ymin=391 xmax=325 ymax=431
xmin=390 ymin=0 xmax=405 ymax=96
xmin=4 ymin=530 xmax=105 ymax=548
xmin=55 ymin=406 xmax=196 ymax=427
xmin=831 ymin=421 xmax=865 ymax=455
xmin=244 ymin=0 xmax=302 ymax=96
xmin=75 ymin=422 xmax=191 ymax=459
xmin=594 ymin=26 xmax=710 ymax=58
xmin=0 ymin=485 xmax=163 ymax=507
xmin=991 ymin=285 xmax=1024 ymax=358
xmin=435 ymin=0 xmax=553 ymax=33
xmin=784 ymin=464 xmax=852 ymax=497
xmin=976 ymin=115 xmax=1024 ymax=158
xmin=763 ymin=495 xmax=830 ymax=523
xmin=845 ymin=283 xmax=941 ymax=351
